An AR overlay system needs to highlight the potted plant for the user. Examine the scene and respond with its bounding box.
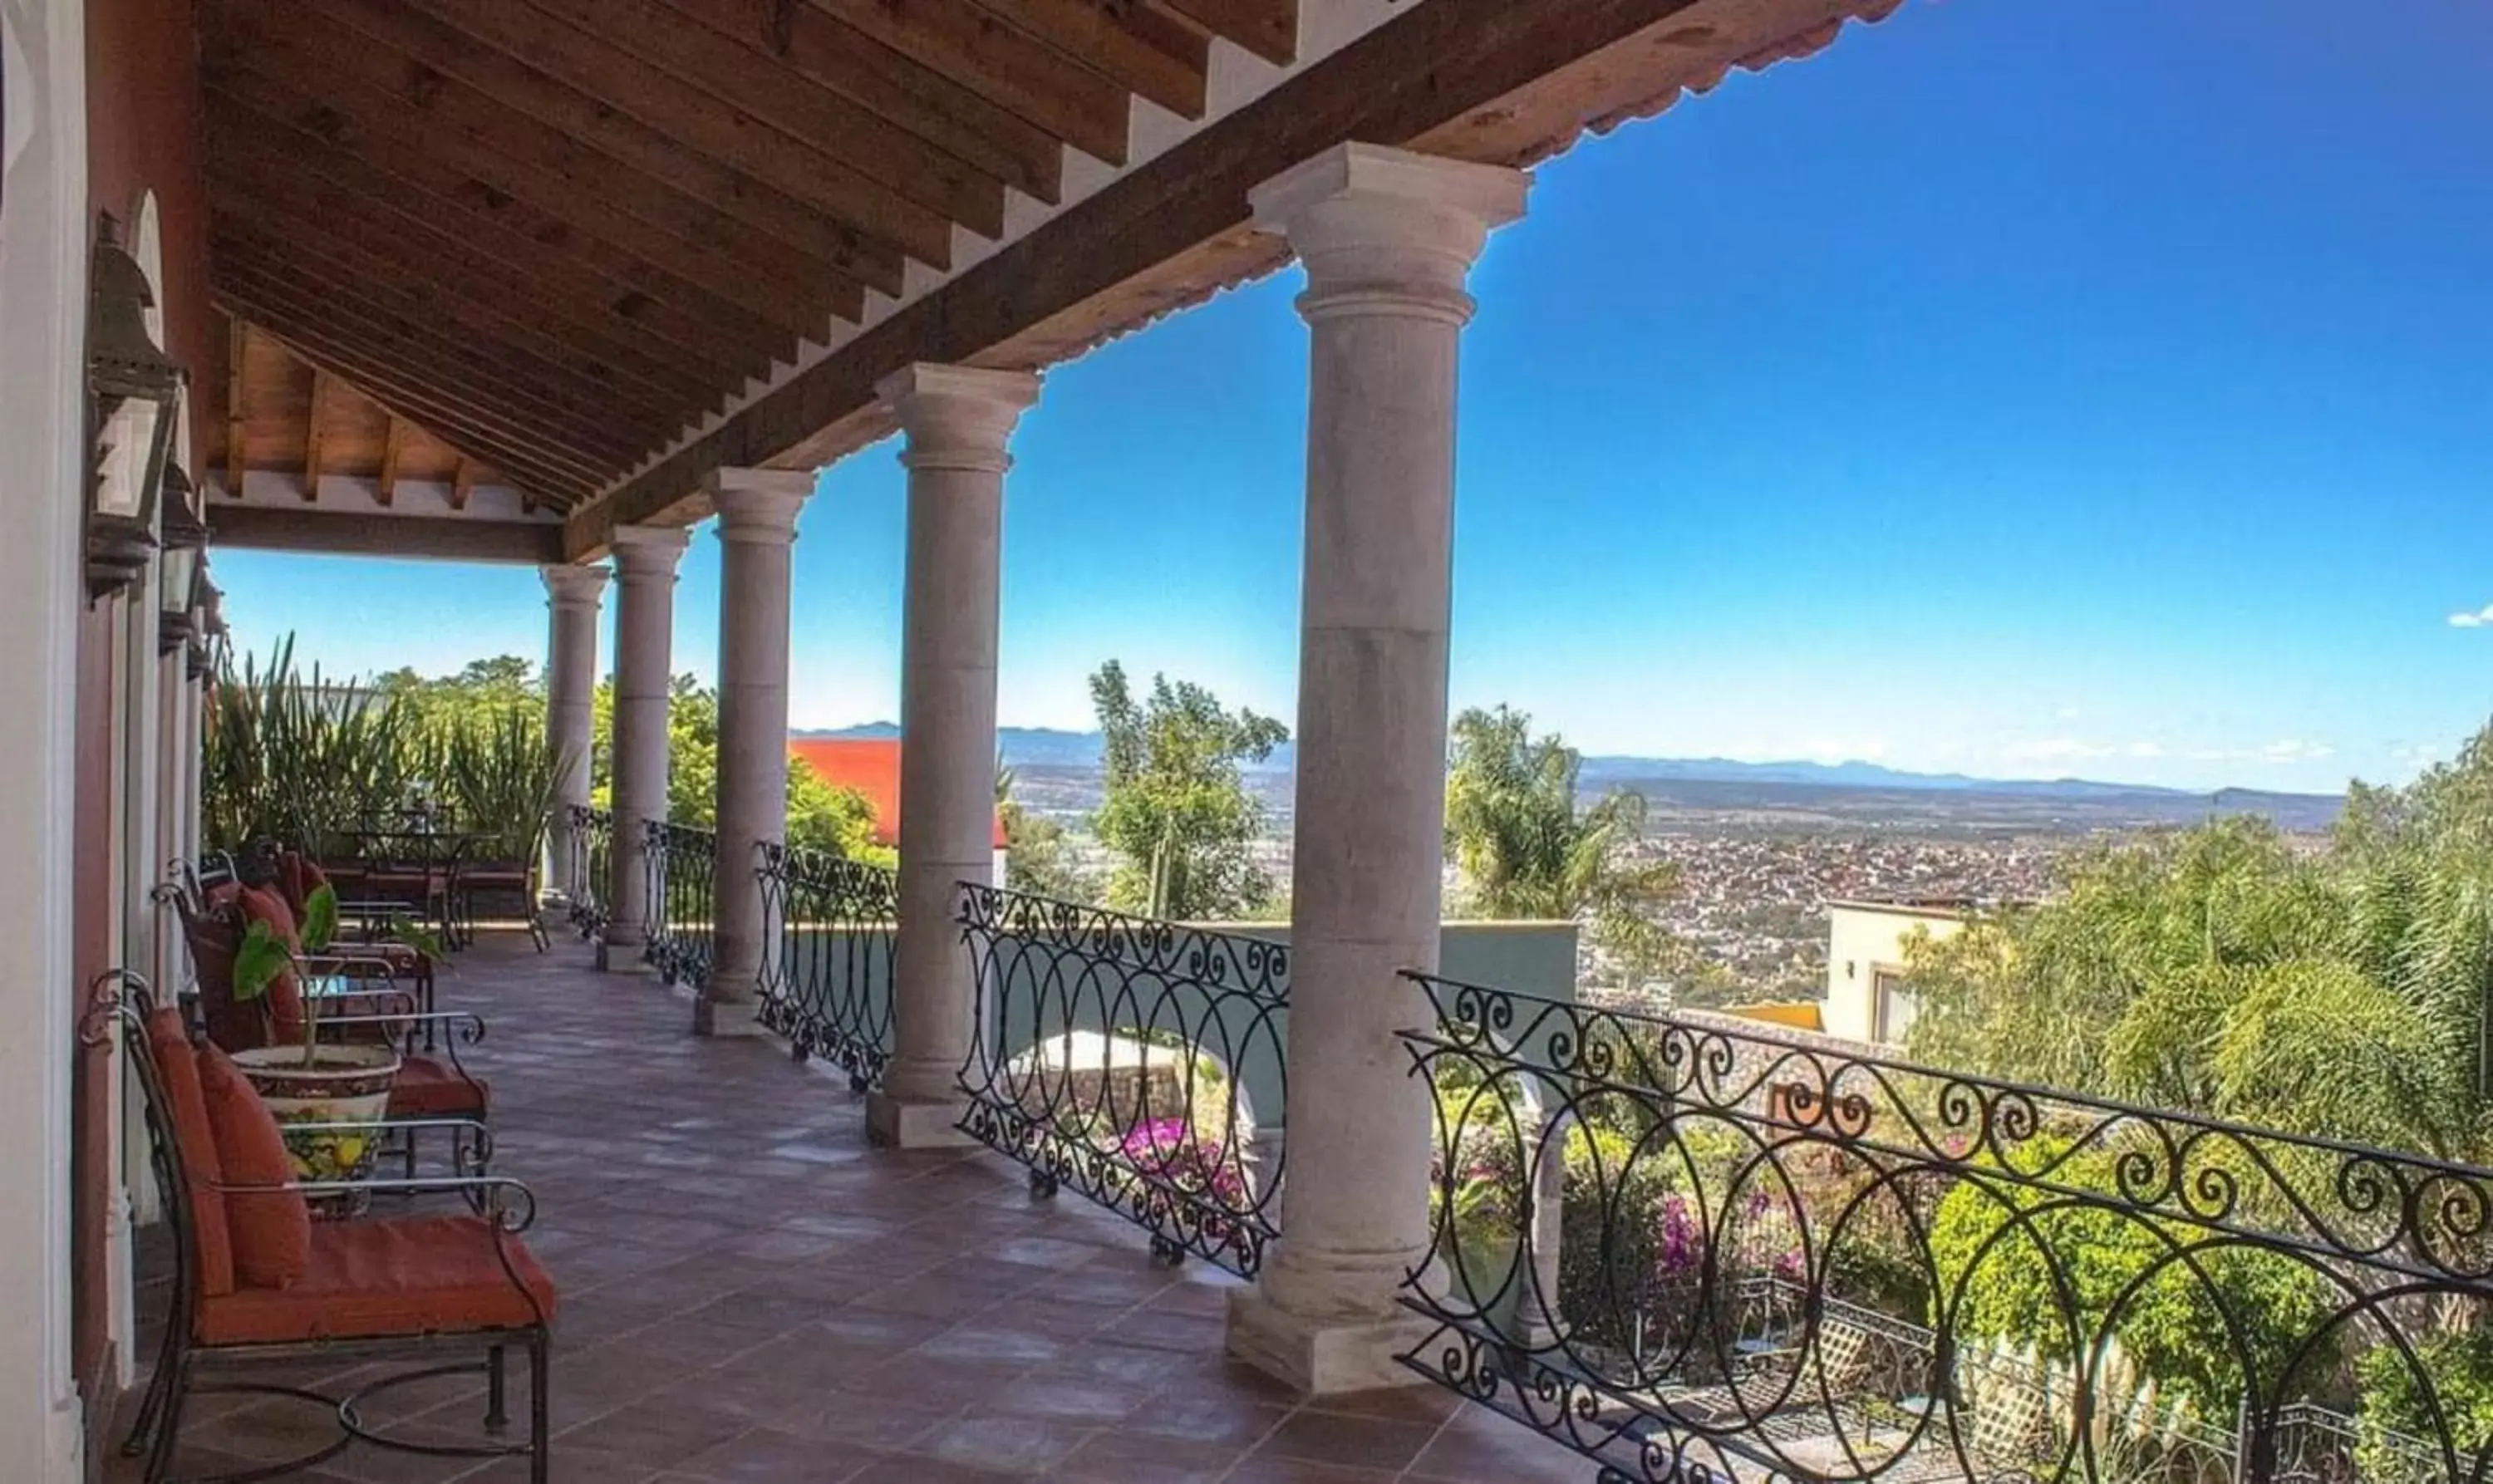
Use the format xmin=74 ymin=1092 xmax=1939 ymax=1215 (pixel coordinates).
xmin=229 ymin=881 xmax=436 ymax=1189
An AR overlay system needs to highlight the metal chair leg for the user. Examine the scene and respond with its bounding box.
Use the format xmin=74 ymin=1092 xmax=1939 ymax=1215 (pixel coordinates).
xmin=484 ymin=1344 xmax=509 ymax=1432
xmin=529 ymin=1330 xmax=551 ymax=1484
xmin=121 ymin=1302 xmax=185 ymax=1457
xmin=142 ymin=1353 xmax=191 ymax=1484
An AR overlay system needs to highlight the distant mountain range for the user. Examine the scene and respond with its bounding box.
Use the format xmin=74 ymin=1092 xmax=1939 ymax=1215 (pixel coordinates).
xmin=796 ymin=725 xmax=2341 ymax=808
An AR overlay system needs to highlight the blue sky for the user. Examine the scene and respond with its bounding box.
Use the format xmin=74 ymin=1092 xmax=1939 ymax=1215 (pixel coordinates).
xmin=213 ymin=0 xmax=2493 ymax=797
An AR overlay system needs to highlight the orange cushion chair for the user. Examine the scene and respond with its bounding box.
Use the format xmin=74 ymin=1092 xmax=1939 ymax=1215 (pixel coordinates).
xmin=104 ymin=973 xmax=555 ymax=1484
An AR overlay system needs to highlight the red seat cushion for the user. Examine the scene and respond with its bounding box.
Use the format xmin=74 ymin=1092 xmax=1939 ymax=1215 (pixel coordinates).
xmin=195 ymin=1043 xmax=312 ymax=1290
xmin=387 ymin=1056 xmax=489 ymax=1118
xmin=194 ymin=1215 xmax=557 ymax=1345
xmin=141 ymin=1010 xmax=234 ymax=1299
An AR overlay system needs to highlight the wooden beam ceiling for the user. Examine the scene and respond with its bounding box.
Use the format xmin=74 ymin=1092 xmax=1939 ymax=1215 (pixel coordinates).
xmin=204 ymin=0 xmax=1297 ymax=521
xmin=214 ymin=317 xmax=520 ymax=503
xmin=577 ymin=0 xmax=1900 ymax=553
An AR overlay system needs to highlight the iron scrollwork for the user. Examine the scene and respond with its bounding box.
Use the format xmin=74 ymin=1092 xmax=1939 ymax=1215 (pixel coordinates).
xmin=642 ymin=820 xmax=715 ymax=990
xmin=563 ymin=804 xmax=612 ymax=938
xmin=755 ymin=841 xmax=897 ymax=1092
xmin=954 ymin=882 xmax=1287 ymax=1278
xmin=1399 ymin=971 xmax=2493 ymax=1484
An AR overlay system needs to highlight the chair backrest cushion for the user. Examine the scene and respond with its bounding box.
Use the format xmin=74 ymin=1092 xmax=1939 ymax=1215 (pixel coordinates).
xmin=235 ymin=885 xmax=308 ymax=1043
xmin=277 ymin=851 xmax=331 ymax=922
xmin=196 ymin=1042 xmax=312 ymax=1290
xmin=140 ymin=1009 xmax=235 ymax=1299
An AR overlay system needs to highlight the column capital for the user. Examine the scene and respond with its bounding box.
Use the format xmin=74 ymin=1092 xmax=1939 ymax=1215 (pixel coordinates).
xmin=1251 ymin=143 xmax=1530 ymax=327
xmin=539 ymin=563 xmax=610 ymax=608
xmin=706 ymin=467 xmax=816 ymax=547
xmin=610 ymin=523 xmax=692 ymax=581
xmin=875 ymin=363 xmax=1042 ymax=476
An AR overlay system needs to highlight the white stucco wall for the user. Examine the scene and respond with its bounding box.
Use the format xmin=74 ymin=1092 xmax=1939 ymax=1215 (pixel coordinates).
xmin=1822 ymin=902 xmax=1969 ymax=1047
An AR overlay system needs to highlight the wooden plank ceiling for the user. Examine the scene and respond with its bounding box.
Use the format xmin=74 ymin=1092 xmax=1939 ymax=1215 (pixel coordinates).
xmin=214 ymin=320 xmax=504 ymax=507
xmin=198 ymin=0 xmax=1301 ymax=517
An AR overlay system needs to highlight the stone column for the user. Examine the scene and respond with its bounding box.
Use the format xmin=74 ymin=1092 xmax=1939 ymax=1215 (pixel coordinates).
xmin=697 ymin=469 xmax=815 ymax=1036
xmin=1227 ymin=143 xmax=1530 ymax=1393
xmin=602 ymin=526 xmax=690 ymax=955
xmin=540 ymin=563 xmax=608 ymax=903
xmin=864 ymin=364 xmax=1040 ymax=1147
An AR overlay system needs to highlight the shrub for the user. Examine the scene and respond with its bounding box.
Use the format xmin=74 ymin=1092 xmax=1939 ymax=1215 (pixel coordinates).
xmin=1928 ymin=1137 xmax=2332 ymax=1417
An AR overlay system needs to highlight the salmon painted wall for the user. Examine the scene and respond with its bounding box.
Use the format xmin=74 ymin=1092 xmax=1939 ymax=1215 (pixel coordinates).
xmin=76 ymin=0 xmax=214 ymax=1403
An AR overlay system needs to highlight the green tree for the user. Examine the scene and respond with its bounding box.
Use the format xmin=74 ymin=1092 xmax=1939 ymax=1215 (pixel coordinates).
xmin=998 ymin=764 xmax=1094 ymax=901
xmin=588 ymin=674 xmax=883 ymax=860
xmin=1905 ymin=725 xmax=2493 ymax=1160
xmin=1443 ymin=705 xmax=1684 ymax=993
xmin=1088 ymin=660 xmax=1287 ymax=919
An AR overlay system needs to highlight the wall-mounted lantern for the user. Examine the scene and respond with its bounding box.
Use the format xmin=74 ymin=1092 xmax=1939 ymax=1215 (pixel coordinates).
xmin=86 ymin=219 xmax=187 ymax=602
xmin=157 ymin=460 xmax=207 ymax=654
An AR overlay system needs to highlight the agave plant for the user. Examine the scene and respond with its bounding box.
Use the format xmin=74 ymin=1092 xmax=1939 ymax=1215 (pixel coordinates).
xmin=203 ymin=637 xmax=567 ymax=862
xmin=202 ymin=637 xmax=417 ymax=853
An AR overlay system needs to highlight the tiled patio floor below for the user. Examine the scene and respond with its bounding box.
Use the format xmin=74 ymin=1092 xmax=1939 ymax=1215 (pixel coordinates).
xmin=115 ymin=931 xmax=1586 ymax=1483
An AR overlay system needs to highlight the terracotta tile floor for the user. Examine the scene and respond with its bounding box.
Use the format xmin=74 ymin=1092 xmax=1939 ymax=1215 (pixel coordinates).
xmin=112 ymin=932 xmax=1589 ymax=1483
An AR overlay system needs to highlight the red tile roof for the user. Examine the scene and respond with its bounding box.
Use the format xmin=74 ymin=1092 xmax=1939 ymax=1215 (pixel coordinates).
xmin=786 ymin=737 xmax=1007 ymax=849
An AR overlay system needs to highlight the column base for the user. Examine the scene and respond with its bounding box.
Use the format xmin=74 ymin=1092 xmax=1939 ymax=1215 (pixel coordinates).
xmin=693 ymin=997 xmax=765 ymax=1037
xmin=1224 ymin=1288 xmax=1436 ymax=1395
xmin=865 ymin=1092 xmax=976 ymax=1148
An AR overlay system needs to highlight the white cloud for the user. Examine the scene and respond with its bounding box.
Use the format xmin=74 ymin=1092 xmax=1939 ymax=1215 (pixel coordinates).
xmin=2002 ymin=737 xmax=2122 ymax=762
xmin=2188 ymin=740 xmax=2335 ymax=765
xmin=2053 ymin=705 xmax=2083 ymax=721
xmin=2391 ymin=742 xmax=2447 ymax=766
xmin=2125 ymin=741 xmax=2166 ymax=759
xmin=2450 ymin=603 xmax=2493 ymax=629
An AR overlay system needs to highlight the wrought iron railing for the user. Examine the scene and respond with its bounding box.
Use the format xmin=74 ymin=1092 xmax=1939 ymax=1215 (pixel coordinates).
xmin=955 ymin=884 xmax=1286 ymax=1277
xmin=563 ymin=805 xmax=612 ymax=937
xmin=755 ymin=843 xmax=897 ymax=1092
xmin=642 ymin=820 xmax=715 ymax=989
xmin=1399 ymin=974 xmax=2493 ymax=1484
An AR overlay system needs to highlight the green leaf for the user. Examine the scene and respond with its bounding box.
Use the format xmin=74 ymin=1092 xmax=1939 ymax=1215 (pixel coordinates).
xmin=300 ymin=881 xmax=340 ymax=954
xmin=232 ymin=920 xmax=293 ymax=1004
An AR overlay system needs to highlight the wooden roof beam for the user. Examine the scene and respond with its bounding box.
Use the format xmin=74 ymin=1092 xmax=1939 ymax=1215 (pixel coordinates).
xmin=300 ymin=369 xmax=331 ymax=502
xmin=224 ymin=315 xmax=248 ymax=498
xmin=376 ymin=415 xmax=406 ymax=507
xmin=450 ymin=457 xmax=474 ymax=513
xmin=382 ymin=0 xmax=956 ymax=269
xmin=210 ymin=504 xmax=565 ymax=565
xmin=212 ymin=209 xmax=700 ymax=432
xmin=203 ymin=86 xmax=779 ymax=378
xmin=202 ymin=17 xmax=859 ymax=336
xmin=527 ymin=0 xmax=1009 ymax=238
xmin=215 ymin=243 xmax=675 ymax=459
xmin=652 ymin=0 xmax=1063 ymax=205
xmin=205 ymin=134 xmax=736 ymax=407
xmin=214 ymin=285 xmax=622 ymax=497
xmin=807 ymin=0 xmax=1133 ymax=165
xmin=971 ymin=0 xmax=1208 ymax=117
xmin=1156 ymin=0 xmax=1297 ymax=66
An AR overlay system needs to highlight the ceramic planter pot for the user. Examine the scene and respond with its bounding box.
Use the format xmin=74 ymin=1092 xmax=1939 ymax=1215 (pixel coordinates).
xmin=229 ymin=1044 xmax=401 ymax=1201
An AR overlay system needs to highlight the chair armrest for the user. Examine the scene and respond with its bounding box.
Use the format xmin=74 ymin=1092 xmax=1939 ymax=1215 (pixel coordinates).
xmin=317 ymin=1010 xmax=485 ymax=1043
xmin=300 ymin=955 xmax=401 ymax=982
xmin=219 ymin=1173 xmax=538 ymax=1231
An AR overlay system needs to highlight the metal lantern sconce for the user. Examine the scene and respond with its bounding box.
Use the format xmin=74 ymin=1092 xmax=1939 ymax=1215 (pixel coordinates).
xmin=86 ymin=218 xmax=187 ymax=602
xmin=188 ymin=576 xmax=225 ymax=682
xmin=157 ymin=460 xmax=208 ymax=654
